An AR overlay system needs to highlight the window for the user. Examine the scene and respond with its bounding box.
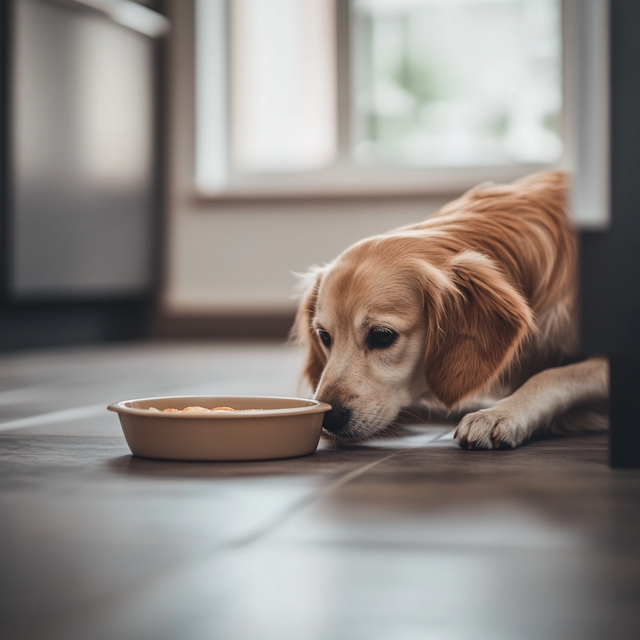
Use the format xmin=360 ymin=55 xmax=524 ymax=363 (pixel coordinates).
xmin=195 ymin=0 xmax=564 ymax=196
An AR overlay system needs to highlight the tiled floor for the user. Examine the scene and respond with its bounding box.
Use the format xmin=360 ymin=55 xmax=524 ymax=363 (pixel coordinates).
xmin=0 ymin=341 xmax=639 ymax=640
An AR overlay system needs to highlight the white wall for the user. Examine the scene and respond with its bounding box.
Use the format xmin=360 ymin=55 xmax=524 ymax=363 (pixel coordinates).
xmin=164 ymin=198 xmax=450 ymax=314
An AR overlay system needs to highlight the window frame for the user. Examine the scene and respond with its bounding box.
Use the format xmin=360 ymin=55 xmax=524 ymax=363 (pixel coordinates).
xmin=191 ymin=0 xmax=571 ymax=201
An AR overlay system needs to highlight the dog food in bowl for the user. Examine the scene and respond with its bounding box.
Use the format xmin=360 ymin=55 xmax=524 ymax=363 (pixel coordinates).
xmin=107 ymin=395 xmax=331 ymax=461
xmin=148 ymin=406 xmax=236 ymax=413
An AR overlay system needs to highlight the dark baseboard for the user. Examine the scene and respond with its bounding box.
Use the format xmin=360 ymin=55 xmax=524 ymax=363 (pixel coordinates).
xmin=151 ymin=312 xmax=296 ymax=341
xmin=0 ymin=306 xmax=297 ymax=351
xmin=0 ymin=299 xmax=154 ymax=352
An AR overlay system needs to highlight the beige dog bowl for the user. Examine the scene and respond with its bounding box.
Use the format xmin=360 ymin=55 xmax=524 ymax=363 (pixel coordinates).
xmin=107 ymin=396 xmax=331 ymax=461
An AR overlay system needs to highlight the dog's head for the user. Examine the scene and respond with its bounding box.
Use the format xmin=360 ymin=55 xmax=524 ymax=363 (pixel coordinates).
xmin=293 ymin=235 xmax=534 ymax=441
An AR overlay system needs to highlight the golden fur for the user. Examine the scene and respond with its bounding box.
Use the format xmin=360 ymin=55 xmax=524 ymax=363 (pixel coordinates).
xmin=293 ymin=171 xmax=608 ymax=448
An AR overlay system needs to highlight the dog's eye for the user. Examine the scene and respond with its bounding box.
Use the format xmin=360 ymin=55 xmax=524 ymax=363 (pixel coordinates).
xmin=317 ymin=330 xmax=332 ymax=348
xmin=368 ymin=327 xmax=398 ymax=350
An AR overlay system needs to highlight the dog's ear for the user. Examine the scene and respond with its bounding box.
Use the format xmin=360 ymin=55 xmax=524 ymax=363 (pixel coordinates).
xmin=422 ymin=251 xmax=534 ymax=408
xmin=291 ymin=268 xmax=327 ymax=391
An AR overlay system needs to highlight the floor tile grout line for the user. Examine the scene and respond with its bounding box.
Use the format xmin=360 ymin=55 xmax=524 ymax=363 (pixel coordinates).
xmin=0 ymin=383 xmax=264 ymax=433
xmin=0 ymin=404 xmax=108 ymax=432
xmin=228 ymin=449 xmax=407 ymax=548
xmin=432 ymin=428 xmax=456 ymax=442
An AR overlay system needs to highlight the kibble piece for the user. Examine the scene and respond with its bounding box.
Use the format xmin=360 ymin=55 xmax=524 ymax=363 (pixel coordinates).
xmin=148 ymin=407 xmax=161 ymax=412
xmin=163 ymin=408 xmax=180 ymax=413
xmin=182 ymin=406 xmax=210 ymax=413
xmin=211 ymin=407 xmax=235 ymax=412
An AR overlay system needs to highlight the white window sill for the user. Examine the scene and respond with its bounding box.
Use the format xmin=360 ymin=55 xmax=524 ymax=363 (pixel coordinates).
xmin=193 ymin=163 xmax=565 ymax=203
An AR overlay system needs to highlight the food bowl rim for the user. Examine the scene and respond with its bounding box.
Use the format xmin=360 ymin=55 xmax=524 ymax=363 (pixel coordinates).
xmin=107 ymin=395 xmax=332 ymax=419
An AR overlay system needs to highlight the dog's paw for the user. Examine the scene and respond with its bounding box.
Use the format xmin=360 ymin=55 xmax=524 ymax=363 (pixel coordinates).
xmin=454 ymin=407 xmax=530 ymax=450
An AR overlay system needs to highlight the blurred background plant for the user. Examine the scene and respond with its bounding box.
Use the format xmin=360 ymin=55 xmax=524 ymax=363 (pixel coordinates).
xmin=353 ymin=0 xmax=562 ymax=167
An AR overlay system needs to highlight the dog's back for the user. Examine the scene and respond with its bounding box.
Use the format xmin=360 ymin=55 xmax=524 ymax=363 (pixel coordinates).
xmin=401 ymin=171 xmax=578 ymax=369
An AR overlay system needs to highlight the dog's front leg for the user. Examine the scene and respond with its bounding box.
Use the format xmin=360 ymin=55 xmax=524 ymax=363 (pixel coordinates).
xmin=454 ymin=357 xmax=609 ymax=449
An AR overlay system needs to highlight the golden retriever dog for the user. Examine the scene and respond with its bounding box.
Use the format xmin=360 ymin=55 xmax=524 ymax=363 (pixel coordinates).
xmin=293 ymin=171 xmax=609 ymax=449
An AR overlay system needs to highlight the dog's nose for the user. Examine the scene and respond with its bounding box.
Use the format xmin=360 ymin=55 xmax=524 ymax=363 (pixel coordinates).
xmin=322 ymin=404 xmax=351 ymax=433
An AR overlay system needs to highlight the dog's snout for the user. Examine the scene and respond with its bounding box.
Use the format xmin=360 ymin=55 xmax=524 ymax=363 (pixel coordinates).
xmin=322 ymin=404 xmax=351 ymax=433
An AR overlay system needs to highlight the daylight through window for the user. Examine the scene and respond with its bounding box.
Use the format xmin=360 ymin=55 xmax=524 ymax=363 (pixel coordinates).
xmin=196 ymin=0 xmax=563 ymax=192
xmin=353 ymin=0 xmax=562 ymax=167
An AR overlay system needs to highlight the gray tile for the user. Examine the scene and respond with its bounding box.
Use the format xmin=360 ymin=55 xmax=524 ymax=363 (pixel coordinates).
xmin=0 ymin=342 xmax=637 ymax=640
xmin=34 ymin=540 xmax=640 ymax=640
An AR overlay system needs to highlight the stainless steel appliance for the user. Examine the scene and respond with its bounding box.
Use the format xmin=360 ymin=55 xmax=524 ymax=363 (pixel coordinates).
xmin=9 ymin=0 xmax=167 ymax=299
